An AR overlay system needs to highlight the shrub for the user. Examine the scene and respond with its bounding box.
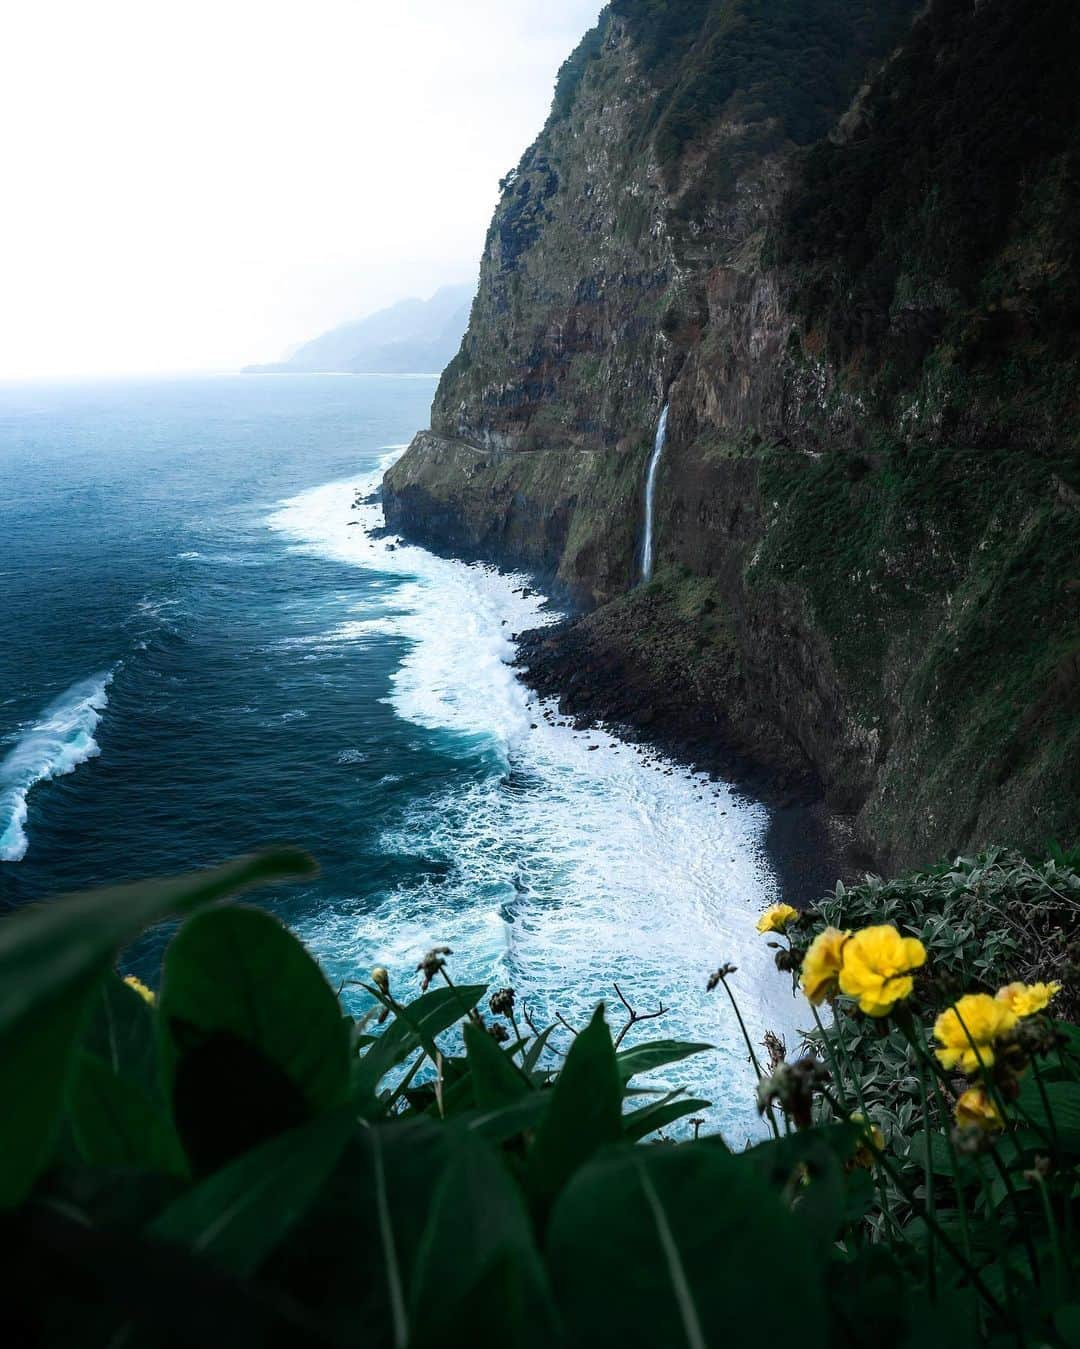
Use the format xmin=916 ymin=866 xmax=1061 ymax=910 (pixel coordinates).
xmin=0 ymin=845 xmax=1078 ymax=1346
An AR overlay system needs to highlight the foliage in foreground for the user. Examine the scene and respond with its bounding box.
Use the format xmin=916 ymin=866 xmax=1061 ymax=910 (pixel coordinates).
xmin=0 ymin=846 xmax=1077 ymax=1348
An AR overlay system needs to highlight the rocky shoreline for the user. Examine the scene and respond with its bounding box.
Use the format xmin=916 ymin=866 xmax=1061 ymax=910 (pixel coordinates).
xmin=511 ymin=606 xmax=863 ymax=906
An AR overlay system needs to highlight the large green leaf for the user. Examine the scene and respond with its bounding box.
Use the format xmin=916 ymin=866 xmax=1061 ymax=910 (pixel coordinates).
xmin=547 ymin=1143 xmax=829 ymax=1349
xmin=82 ymin=972 xmax=161 ymax=1097
xmin=2 ymin=1203 xmax=334 ymax=1348
xmin=151 ymin=1108 xmax=355 ymax=1276
xmin=526 ymin=1006 xmax=622 ymax=1218
xmin=159 ymin=906 xmax=350 ymax=1171
xmin=463 ymin=1021 xmax=531 ymax=1109
xmin=261 ymin=1118 xmax=456 ymax=1347
xmin=67 ymin=1050 xmax=188 ymax=1177
xmin=615 ymin=1039 xmax=713 ymax=1085
xmin=408 ymin=1134 xmax=558 ymax=1349
xmin=1 ymin=976 xmax=102 ymax=1208
xmin=0 ymin=849 xmax=312 ymax=1209
xmin=1015 ymin=1075 xmax=1080 ymax=1150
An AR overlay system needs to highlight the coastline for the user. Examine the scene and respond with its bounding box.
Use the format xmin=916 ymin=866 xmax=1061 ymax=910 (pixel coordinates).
xmin=512 ymin=615 xmax=858 ymax=907
xmin=373 ymin=486 xmax=858 ymax=907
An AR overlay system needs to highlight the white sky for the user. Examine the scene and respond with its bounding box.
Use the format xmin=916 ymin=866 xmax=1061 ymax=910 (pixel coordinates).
xmin=0 ymin=0 xmax=604 ymax=378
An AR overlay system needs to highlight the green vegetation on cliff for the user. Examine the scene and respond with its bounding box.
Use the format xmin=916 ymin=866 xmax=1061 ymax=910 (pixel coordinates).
xmin=384 ymin=0 xmax=1080 ymax=870
xmin=774 ymin=0 xmax=1080 ymax=435
xmin=3 ymin=849 xmax=1079 ymax=1345
xmin=617 ymin=0 xmax=920 ymax=168
xmin=751 ymin=439 xmax=1080 ymax=858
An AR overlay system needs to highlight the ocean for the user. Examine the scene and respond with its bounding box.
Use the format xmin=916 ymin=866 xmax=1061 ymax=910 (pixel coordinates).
xmin=0 ymin=373 xmax=806 ymax=1139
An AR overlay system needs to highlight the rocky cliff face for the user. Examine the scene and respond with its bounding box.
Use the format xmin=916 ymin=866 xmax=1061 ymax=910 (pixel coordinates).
xmin=384 ymin=0 xmax=1080 ymax=871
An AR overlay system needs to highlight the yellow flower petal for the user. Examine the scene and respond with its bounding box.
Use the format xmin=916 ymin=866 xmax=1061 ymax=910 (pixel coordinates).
xmin=836 ymin=925 xmax=927 ymax=1017
xmin=934 ymin=993 xmax=1017 ymax=1075
xmin=954 ymin=1087 xmax=1003 ymax=1132
xmin=849 ymin=1112 xmax=886 ymax=1168
xmin=123 ymin=974 xmax=155 ymax=1006
xmin=756 ymin=903 xmax=800 ymax=935
xmin=996 ymin=981 xmax=1060 ymax=1018
xmin=800 ymin=927 xmax=850 ymax=1005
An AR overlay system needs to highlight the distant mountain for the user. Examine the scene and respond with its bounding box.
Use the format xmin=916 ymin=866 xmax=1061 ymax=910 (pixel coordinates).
xmin=244 ymin=284 xmax=474 ymax=375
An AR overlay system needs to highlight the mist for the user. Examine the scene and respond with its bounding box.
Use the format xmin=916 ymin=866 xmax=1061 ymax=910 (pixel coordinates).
xmin=0 ymin=0 xmax=604 ymax=378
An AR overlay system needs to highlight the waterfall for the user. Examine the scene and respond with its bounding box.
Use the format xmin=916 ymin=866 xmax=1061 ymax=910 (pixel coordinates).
xmin=640 ymin=403 xmax=669 ymax=584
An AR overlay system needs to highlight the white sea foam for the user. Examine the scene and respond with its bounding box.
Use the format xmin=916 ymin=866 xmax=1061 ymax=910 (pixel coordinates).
xmin=0 ymin=671 xmax=113 ymax=862
xmin=267 ymin=458 xmax=808 ymax=1138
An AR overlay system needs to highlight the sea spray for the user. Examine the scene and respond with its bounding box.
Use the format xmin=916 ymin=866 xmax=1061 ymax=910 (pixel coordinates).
xmin=0 ymin=671 xmax=113 ymax=862
xmin=268 ymin=458 xmax=803 ymax=1138
xmin=640 ymin=403 xmax=669 ymax=583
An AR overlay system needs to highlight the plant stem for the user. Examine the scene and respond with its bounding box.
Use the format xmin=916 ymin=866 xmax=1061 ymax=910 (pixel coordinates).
xmin=385 ymin=1049 xmax=427 ymax=1114
xmin=969 ymin=1146 xmax=1026 ymax=1349
xmin=809 ymin=1003 xmax=850 ymax=1111
xmin=914 ymin=1049 xmax=937 ymax=1297
xmin=816 ymin=1003 xmax=904 ymax=1244
xmin=986 ymin=1146 xmax=1041 ymax=1288
xmin=717 ymin=974 xmax=780 ymax=1140
xmin=1033 ymin=1174 xmax=1067 ymax=1305
xmin=906 ymin=1021 xmax=974 ymax=1268
xmin=819 ymin=1086 xmax=1010 ymax=1325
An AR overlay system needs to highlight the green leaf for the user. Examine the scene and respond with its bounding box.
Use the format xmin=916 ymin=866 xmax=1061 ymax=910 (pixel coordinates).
xmin=523 ymin=1024 xmax=557 ymax=1077
xmin=351 ymin=984 xmax=486 ymax=1104
xmin=261 ymin=1119 xmax=455 ymax=1347
xmin=159 ymin=905 xmax=349 ymax=1171
xmin=82 ymin=972 xmax=161 ymax=1097
xmin=1055 ymin=1304 xmax=1080 ymax=1346
xmin=66 ymin=1050 xmax=187 ymax=1176
xmin=0 ymin=849 xmax=312 ymax=1208
xmin=2 ymin=1203 xmax=334 ymax=1348
xmin=547 ymin=1144 xmax=829 ymax=1349
xmin=1015 ymin=1075 xmax=1080 ymax=1150
xmin=615 ymin=1039 xmax=713 ymax=1085
xmin=463 ymin=1021 xmax=530 ymax=1109
xmin=461 ymin=1093 xmax=552 ymax=1143
xmin=746 ymin=1127 xmax=866 ymax=1244
xmin=907 ymin=1129 xmax=974 ymax=1178
xmin=151 ymin=1108 xmax=355 ymax=1276
xmin=831 ymin=1247 xmax=915 ymax=1349
xmin=623 ymin=1094 xmax=712 ymax=1143
xmin=408 ymin=1133 xmax=557 ymax=1349
xmin=526 ymin=1006 xmax=622 ymax=1218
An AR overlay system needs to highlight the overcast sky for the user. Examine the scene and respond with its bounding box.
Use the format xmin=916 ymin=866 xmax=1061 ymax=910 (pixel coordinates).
xmin=0 ymin=1 xmax=604 ymax=379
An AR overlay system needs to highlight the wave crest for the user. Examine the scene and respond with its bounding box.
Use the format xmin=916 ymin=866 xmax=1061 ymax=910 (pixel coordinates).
xmin=0 ymin=671 xmax=113 ymax=862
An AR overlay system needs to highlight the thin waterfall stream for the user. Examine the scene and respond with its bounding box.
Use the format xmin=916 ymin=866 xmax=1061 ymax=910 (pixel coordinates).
xmin=640 ymin=403 xmax=669 ymax=583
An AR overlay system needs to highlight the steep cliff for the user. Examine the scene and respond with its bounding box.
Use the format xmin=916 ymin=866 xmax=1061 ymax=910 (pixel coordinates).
xmin=384 ymin=0 xmax=1080 ymax=870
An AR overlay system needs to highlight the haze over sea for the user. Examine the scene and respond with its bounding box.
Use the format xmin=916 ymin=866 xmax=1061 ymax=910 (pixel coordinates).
xmin=0 ymin=374 xmax=803 ymax=1137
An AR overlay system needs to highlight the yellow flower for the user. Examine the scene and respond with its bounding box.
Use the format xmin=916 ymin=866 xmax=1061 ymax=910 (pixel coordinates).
xmin=371 ymin=966 xmax=391 ymax=996
xmin=800 ymin=927 xmax=850 ymax=1004
xmin=934 ymin=993 xmax=1018 ymax=1075
xmin=850 ymin=1112 xmax=886 ymax=1168
xmin=996 ymin=981 xmax=1060 ymax=1018
xmin=757 ymin=903 xmax=799 ymax=935
xmin=123 ymin=974 xmax=155 ymax=1006
xmin=837 ymin=924 xmax=927 ymax=1017
xmin=954 ymin=1087 xmax=1004 ymax=1132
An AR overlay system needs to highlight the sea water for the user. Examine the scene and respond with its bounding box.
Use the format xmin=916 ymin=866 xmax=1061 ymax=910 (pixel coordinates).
xmin=0 ymin=374 xmax=805 ymax=1139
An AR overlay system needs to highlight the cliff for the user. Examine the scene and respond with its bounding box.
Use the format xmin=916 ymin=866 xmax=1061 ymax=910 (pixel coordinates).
xmin=384 ymin=0 xmax=1080 ymax=871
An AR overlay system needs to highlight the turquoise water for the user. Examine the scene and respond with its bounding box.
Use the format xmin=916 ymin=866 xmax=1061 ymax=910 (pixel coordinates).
xmin=0 ymin=373 xmax=804 ymax=1138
